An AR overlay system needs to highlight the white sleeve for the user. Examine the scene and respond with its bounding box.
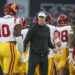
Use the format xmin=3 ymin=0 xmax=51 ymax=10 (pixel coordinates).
xmin=15 ymin=36 xmax=23 ymax=55
xmin=15 ymin=18 xmax=21 ymax=25
xmin=21 ymin=29 xmax=29 ymax=41
xmin=68 ymin=26 xmax=72 ymax=34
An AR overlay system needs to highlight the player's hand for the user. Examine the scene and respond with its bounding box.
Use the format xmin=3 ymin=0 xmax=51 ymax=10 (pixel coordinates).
xmin=20 ymin=53 xmax=26 ymax=63
xmin=67 ymin=54 xmax=72 ymax=63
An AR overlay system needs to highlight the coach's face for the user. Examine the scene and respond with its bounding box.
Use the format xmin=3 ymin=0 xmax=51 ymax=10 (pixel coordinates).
xmin=38 ymin=12 xmax=46 ymax=26
xmin=38 ymin=16 xmax=46 ymax=26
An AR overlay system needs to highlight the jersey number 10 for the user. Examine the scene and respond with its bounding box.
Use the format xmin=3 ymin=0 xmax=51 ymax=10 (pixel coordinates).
xmin=0 ymin=24 xmax=10 ymax=37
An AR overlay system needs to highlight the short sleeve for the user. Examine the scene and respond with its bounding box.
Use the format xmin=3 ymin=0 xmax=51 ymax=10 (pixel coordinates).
xmin=15 ymin=18 xmax=21 ymax=25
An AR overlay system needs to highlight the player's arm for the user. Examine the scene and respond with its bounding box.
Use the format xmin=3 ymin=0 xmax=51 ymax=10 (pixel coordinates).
xmin=67 ymin=31 xmax=74 ymax=63
xmin=14 ymin=24 xmax=26 ymax=62
xmin=14 ymin=24 xmax=23 ymax=55
xmin=71 ymin=25 xmax=75 ymax=29
xmin=68 ymin=33 xmax=73 ymax=50
xmin=68 ymin=30 xmax=74 ymax=52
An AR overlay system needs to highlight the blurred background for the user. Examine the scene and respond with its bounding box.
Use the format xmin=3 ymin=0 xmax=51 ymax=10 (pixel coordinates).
xmin=0 ymin=0 xmax=75 ymax=25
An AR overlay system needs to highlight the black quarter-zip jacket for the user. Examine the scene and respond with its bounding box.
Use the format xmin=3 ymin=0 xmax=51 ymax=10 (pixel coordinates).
xmin=24 ymin=23 xmax=55 ymax=54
